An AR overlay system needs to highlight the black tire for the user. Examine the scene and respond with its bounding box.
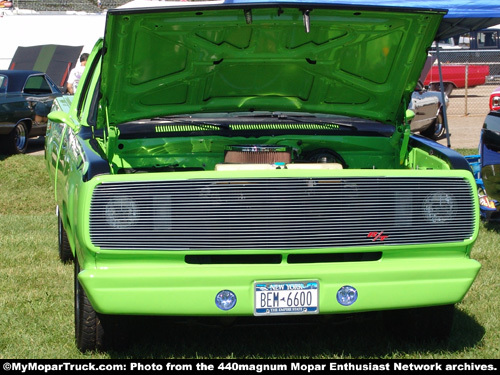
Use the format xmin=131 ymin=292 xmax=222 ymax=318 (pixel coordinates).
xmin=74 ymin=259 xmax=105 ymax=352
xmin=383 ymin=304 xmax=455 ymax=342
xmin=429 ymin=83 xmax=440 ymax=92
xmin=7 ymin=122 xmax=29 ymax=154
xmin=421 ymin=111 xmax=445 ymax=140
xmin=444 ymin=83 xmax=454 ymax=96
xmin=58 ymin=211 xmax=74 ymax=263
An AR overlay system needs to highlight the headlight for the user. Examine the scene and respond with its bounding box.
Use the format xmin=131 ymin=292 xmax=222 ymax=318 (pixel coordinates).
xmin=491 ymin=95 xmax=500 ymax=110
xmin=423 ymin=192 xmax=455 ymax=223
xmin=105 ymin=196 xmax=139 ymax=229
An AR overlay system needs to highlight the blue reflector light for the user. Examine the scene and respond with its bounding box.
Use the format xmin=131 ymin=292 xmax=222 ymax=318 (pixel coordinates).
xmin=336 ymin=285 xmax=358 ymax=306
xmin=215 ymin=290 xmax=237 ymax=311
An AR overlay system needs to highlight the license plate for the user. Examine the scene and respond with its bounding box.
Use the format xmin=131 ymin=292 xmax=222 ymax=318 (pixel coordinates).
xmin=254 ymin=280 xmax=319 ymax=316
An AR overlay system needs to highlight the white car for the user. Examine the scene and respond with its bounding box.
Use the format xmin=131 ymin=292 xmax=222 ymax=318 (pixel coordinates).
xmin=409 ymin=81 xmax=449 ymax=139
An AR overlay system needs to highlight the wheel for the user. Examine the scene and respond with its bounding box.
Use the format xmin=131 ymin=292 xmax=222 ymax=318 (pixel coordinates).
xmin=383 ymin=304 xmax=455 ymax=342
xmin=74 ymin=259 xmax=105 ymax=352
xmin=6 ymin=122 xmax=29 ymax=154
xmin=421 ymin=111 xmax=445 ymax=140
xmin=444 ymin=83 xmax=454 ymax=96
xmin=433 ymin=111 xmax=446 ymax=139
xmin=428 ymin=83 xmax=454 ymax=96
xmin=58 ymin=211 xmax=74 ymax=263
xmin=429 ymin=83 xmax=440 ymax=92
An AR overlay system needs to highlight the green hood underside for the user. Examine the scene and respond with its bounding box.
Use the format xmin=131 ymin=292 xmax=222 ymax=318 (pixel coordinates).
xmin=99 ymin=2 xmax=444 ymax=126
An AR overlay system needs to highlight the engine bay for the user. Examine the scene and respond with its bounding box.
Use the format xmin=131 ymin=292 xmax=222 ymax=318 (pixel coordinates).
xmin=110 ymin=115 xmax=406 ymax=174
xmin=112 ymin=136 xmax=398 ymax=174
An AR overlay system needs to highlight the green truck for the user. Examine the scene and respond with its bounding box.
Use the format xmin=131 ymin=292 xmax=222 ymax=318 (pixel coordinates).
xmin=45 ymin=1 xmax=481 ymax=352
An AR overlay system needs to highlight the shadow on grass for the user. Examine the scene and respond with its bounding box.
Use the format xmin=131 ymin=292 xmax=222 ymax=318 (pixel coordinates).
xmin=101 ymin=308 xmax=484 ymax=359
xmin=449 ymin=94 xmax=485 ymax=99
xmin=484 ymin=215 xmax=500 ymax=231
xmin=0 ymin=137 xmax=44 ymax=159
xmin=26 ymin=136 xmax=45 ymax=154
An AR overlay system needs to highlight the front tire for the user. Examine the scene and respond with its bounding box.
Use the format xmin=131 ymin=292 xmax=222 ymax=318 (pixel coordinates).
xmin=58 ymin=211 xmax=73 ymax=263
xmin=429 ymin=83 xmax=454 ymax=96
xmin=74 ymin=259 xmax=105 ymax=352
xmin=444 ymin=83 xmax=454 ymax=96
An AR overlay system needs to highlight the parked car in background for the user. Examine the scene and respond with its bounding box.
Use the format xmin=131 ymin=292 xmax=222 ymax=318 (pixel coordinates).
xmin=490 ymin=86 xmax=500 ymax=111
xmin=432 ymin=27 xmax=500 ymax=50
xmin=409 ymin=81 xmax=449 ymax=139
xmin=0 ymin=1 xmax=13 ymax=9
xmin=480 ymin=111 xmax=500 ymax=201
xmin=466 ymin=111 xmax=500 ymax=220
xmin=429 ymin=26 xmax=500 ymax=79
xmin=423 ymin=64 xmax=490 ymax=95
xmin=0 ymin=70 xmax=62 ymax=154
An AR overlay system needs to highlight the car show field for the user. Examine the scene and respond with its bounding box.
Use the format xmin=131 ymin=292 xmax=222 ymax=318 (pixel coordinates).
xmin=1 ymin=148 xmax=499 ymax=359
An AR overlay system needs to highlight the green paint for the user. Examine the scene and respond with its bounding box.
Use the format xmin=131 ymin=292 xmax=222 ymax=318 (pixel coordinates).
xmin=33 ymin=45 xmax=57 ymax=73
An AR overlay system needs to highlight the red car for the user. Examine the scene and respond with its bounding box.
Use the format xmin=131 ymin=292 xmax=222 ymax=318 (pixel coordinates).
xmin=490 ymin=86 xmax=500 ymax=111
xmin=424 ymin=64 xmax=490 ymax=96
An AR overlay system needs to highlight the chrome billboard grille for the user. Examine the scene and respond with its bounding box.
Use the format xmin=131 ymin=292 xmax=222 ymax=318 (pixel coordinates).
xmin=89 ymin=177 xmax=475 ymax=250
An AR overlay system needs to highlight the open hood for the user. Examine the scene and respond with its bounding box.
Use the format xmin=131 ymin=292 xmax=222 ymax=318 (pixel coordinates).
xmin=100 ymin=1 xmax=445 ymax=126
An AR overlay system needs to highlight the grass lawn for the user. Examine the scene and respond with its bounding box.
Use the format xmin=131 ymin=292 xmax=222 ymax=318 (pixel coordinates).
xmin=0 ymin=150 xmax=498 ymax=359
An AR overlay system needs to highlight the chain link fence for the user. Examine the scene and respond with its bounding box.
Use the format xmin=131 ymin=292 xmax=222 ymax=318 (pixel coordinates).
xmin=8 ymin=1 xmax=207 ymax=12
xmin=429 ymin=49 xmax=500 ymax=117
xmin=10 ymin=1 xmax=132 ymax=12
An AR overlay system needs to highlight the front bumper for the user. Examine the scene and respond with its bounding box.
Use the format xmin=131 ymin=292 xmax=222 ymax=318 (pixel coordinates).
xmin=79 ymin=253 xmax=480 ymax=316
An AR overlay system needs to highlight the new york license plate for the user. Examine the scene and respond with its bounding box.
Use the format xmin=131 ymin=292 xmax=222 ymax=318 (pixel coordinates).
xmin=254 ymin=280 xmax=319 ymax=316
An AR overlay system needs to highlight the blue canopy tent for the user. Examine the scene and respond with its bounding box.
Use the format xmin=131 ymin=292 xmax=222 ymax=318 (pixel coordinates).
xmin=225 ymin=0 xmax=500 ymax=38
xmin=225 ymin=0 xmax=500 ymax=147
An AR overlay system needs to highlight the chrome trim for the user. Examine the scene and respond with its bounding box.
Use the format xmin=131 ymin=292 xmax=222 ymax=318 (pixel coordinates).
xmin=90 ymin=177 xmax=475 ymax=250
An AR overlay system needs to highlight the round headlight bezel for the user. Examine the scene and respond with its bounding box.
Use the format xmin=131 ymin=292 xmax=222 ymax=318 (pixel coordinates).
xmin=423 ymin=192 xmax=456 ymax=223
xmin=105 ymin=196 xmax=139 ymax=230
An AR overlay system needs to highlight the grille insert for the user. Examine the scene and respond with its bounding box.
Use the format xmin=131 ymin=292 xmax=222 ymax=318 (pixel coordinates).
xmin=89 ymin=177 xmax=475 ymax=250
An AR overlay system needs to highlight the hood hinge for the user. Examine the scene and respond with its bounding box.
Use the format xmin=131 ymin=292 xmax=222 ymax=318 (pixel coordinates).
xmin=303 ymin=9 xmax=311 ymax=33
xmin=103 ymin=105 xmax=118 ymax=169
